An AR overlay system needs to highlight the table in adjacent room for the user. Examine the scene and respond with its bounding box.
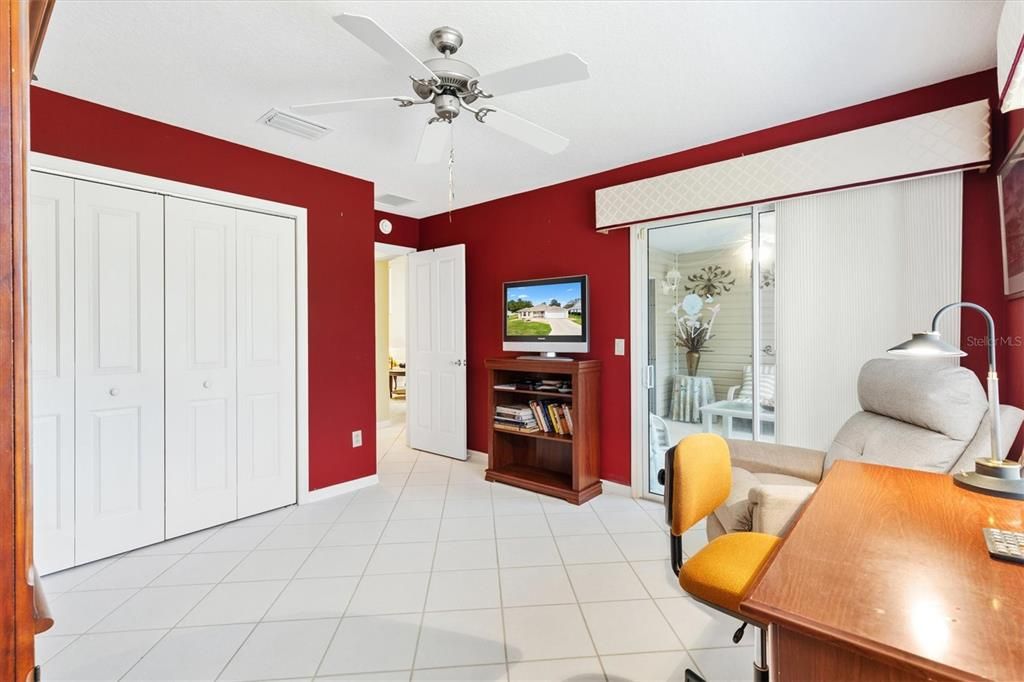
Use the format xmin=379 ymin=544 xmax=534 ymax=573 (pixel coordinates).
xmin=669 ymin=375 xmax=715 ymax=423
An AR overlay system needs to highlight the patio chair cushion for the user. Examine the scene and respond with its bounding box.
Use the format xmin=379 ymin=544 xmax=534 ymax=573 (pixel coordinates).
xmin=736 ymin=364 xmax=776 ymax=408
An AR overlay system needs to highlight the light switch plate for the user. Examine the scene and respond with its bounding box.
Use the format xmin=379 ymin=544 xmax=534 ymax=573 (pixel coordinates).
xmin=614 ymin=338 xmax=625 ymax=355
xmin=352 ymin=430 xmax=363 ymax=447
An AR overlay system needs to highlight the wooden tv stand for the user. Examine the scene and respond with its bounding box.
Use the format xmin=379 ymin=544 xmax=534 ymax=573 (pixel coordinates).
xmin=484 ymin=357 xmax=601 ymax=504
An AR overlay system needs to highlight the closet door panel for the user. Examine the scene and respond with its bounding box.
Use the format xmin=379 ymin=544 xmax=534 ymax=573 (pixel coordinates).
xmin=236 ymin=210 xmax=296 ymax=517
xmin=165 ymin=197 xmax=237 ymax=538
xmin=29 ymin=172 xmax=76 ymax=574
xmin=74 ymin=180 xmax=164 ymax=563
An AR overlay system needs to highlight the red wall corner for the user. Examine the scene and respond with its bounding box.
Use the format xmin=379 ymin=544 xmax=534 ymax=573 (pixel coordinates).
xmin=373 ymin=210 xmax=420 ymax=249
xmin=29 ymin=87 xmax=379 ymax=491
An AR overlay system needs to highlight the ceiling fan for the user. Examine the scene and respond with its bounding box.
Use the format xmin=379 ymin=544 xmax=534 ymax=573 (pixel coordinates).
xmin=291 ymin=14 xmax=589 ymax=163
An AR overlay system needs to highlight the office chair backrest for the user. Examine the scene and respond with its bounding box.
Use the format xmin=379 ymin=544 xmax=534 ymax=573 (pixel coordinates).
xmin=671 ymin=433 xmax=732 ymax=536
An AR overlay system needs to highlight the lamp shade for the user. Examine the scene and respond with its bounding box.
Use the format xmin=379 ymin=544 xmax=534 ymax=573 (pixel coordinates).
xmin=887 ymin=331 xmax=967 ymax=357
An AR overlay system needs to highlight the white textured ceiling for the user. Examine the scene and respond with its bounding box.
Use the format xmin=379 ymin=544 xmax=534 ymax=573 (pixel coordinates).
xmin=35 ymin=1 xmax=1001 ymax=218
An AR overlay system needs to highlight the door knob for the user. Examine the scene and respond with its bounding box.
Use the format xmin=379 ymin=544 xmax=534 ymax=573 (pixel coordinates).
xmin=108 ymin=388 xmax=119 ymax=397
xmin=451 ymin=359 xmax=464 ymax=367
xmin=202 ymin=381 xmax=211 ymax=388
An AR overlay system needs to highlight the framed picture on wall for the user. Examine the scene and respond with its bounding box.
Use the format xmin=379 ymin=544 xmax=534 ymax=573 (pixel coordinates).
xmin=999 ymin=131 xmax=1024 ymax=298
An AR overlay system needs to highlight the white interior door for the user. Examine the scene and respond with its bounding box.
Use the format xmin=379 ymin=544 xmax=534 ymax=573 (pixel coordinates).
xmin=74 ymin=180 xmax=165 ymax=563
xmin=407 ymin=245 xmax=467 ymax=460
xmin=29 ymin=172 xmax=76 ymax=574
xmin=236 ymin=209 xmax=296 ymax=517
xmin=165 ymin=198 xmax=238 ymax=537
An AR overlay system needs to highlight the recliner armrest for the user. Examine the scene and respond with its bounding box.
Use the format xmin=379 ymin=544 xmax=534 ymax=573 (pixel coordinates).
xmin=748 ymin=484 xmax=816 ymax=537
xmin=726 ymin=439 xmax=826 ymax=483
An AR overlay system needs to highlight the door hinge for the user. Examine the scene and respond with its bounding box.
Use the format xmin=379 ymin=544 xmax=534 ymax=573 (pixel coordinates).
xmin=646 ymin=365 xmax=655 ymax=389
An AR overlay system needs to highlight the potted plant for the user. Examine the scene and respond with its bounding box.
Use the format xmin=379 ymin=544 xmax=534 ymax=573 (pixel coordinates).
xmin=670 ymin=293 xmax=720 ymax=376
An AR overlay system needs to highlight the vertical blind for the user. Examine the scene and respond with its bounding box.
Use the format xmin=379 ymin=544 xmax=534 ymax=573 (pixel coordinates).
xmin=774 ymin=172 xmax=963 ymax=451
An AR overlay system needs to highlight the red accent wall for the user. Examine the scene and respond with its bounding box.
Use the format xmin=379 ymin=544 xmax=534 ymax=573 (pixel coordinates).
xmin=374 ymin=210 xmax=419 ymax=249
xmin=29 ymin=87 xmax=377 ymax=491
xmin=420 ymin=70 xmax=1019 ymax=484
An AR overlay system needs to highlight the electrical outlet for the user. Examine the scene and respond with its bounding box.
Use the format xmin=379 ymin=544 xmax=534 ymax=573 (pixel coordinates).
xmin=614 ymin=338 xmax=626 ymax=355
xmin=352 ymin=430 xmax=363 ymax=447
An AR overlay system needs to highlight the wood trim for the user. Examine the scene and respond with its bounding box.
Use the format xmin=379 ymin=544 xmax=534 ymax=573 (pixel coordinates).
xmin=28 ymin=0 xmax=55 ymax=73
xmin=1 ymin=0 xmax=36 ymax=679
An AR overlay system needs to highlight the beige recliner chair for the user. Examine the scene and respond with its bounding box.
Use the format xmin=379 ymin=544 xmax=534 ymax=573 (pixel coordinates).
xmin=709 ymin=358 xmax=1024 ymax=540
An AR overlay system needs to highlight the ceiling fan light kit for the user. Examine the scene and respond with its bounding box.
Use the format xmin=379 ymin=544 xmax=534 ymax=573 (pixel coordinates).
xmin=291 ymin=14 xmax=589 ymax=164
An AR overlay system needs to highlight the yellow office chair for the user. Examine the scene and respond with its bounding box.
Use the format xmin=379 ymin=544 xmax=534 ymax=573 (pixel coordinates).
xmin=660 ymin=434 xmax=778 ymax=682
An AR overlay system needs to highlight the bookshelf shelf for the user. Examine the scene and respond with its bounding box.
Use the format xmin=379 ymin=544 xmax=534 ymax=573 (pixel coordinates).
xmin=494 ymin=387 xmax=575 ymax=399
xmin=492 ymin=426 xmax=574 ymax=444
xmin=485 ymin=357 xmax=601 ymax=505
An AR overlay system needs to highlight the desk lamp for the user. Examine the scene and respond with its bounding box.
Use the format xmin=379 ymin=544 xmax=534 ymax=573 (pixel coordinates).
xmin=888 ymin=302 xmax=1024 ymax=500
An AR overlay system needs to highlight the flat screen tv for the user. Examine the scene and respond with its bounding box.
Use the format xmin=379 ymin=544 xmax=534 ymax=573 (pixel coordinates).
xmin=503 ymin=275 xmax=589 ymax=357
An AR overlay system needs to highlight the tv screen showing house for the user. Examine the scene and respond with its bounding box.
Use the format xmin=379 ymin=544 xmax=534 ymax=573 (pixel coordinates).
xmin=505 ymin=278 xmax=586 ymax=338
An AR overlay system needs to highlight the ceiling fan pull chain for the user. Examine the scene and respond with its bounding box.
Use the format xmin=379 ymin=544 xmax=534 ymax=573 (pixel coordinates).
xmin=448 ymin=122 xmax=456 ymax=223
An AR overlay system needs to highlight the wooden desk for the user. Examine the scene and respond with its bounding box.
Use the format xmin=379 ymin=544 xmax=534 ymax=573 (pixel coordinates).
xmin=742 ymin=461 xmax=1024 ymax=681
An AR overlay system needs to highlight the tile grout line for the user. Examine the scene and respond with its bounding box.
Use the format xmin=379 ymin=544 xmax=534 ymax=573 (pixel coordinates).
xmin=542 ymin=500 xmax=610 ymax=681
xmin=111 ymin=507 xmax=302 ymax=679
xmin=484 ymin=479 xmax=513 ymax=681
xmin=202 ymin=506 xmax=316 ymax=680
xmin=593 ymin=501 xmax=694 ymax=672
xmin=311 ymin=422 xmax=416 ymax=679
xmin=406 ymin=445 xmax=453 ymax=677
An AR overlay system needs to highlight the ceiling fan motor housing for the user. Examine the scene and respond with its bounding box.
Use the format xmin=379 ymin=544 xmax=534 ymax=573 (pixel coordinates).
xmin=415 ymin=56 xmax=481 ymax=102
xmin=433 ymin=93 xmax=461 ymax=120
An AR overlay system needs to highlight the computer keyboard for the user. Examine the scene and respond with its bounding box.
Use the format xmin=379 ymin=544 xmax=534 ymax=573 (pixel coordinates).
xmin=983 ymin=528 xmax=1024 ymax=565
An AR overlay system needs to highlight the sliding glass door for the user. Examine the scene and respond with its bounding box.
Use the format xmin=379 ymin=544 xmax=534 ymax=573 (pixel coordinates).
xmin=641 ymin=206 xmax=774 ymax=497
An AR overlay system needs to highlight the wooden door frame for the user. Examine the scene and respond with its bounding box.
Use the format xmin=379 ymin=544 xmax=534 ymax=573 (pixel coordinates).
xmin=2 ymin=1 xmax=54 ymax=679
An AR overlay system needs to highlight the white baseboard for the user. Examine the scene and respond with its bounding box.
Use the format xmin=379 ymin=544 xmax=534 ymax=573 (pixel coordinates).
xmin=300 ymin=474 xmax=379 ymax=504
xmin=601 ymin=479 xmax=633 ymax=497
xmin=467 ymin=449 xmax=488 ymax=465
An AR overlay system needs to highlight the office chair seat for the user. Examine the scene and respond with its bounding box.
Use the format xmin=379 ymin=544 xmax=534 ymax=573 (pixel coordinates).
xmin=679 ymin=531 xmax=779 ymax=613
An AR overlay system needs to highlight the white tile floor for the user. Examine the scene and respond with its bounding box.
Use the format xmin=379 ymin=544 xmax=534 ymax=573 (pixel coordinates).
xmin=37 ymin=419 xmax=756 ymax=681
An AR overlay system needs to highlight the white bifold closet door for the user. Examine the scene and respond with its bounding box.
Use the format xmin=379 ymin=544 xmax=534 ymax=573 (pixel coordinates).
xmin=165 ymin=198 xmax=238 ymax=538
xmin=164 ymin=199 xmax=296 ymax=534
xmin=73 ymin=180 xmax=165 ymax=564
xmin=29 ymin=172 xmax=76 ymax=574
xmin=235 ymin=209 xmax=297 ymax=517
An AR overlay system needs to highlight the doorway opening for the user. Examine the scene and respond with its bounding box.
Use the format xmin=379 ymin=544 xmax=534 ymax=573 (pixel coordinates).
xmin=632 ymin=206 xmax=776 ymax=499
xmin=375 ymin=243 xmax=414 ymax=457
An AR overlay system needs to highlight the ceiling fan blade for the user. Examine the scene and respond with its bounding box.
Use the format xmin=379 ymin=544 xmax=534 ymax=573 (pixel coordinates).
xmin=334 ymin=13 xmax=436 ymax=83
xmin=416 ymin=120 xmax=452 ymax=164
xmin=291 ymin=96 xmax=408 ymax=116
xmin=476 ymin=53 xmax=589 ymax=96
xmin=479 ymin=108 xmax=569 ymax=154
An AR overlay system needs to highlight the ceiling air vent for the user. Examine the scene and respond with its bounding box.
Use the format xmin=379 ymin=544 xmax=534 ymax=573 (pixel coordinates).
xmin=375 ymin=193 xmax=415 ymax=208
xmin=258 ymin=109 xmax=332 ymax=140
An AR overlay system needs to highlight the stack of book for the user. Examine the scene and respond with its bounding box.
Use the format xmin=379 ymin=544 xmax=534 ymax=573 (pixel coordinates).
xmin=494 ymin=404 xmax=540 ymax=433
xmin=528 ymin=400 xmax=574 ymax=436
